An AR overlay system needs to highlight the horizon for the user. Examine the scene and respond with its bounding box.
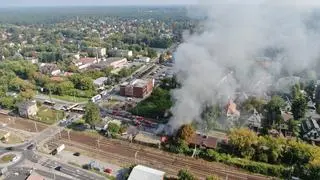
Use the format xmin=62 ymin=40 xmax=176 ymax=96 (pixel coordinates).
xmin=0 ymin=0 xmax=197 ymax=8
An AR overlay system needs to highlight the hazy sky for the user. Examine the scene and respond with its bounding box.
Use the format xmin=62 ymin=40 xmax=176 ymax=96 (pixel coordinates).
xmin=0 ymin=0 xmax=197 ymax=7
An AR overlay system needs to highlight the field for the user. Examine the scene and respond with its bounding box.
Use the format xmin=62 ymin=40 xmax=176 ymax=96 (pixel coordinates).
xmin=0 ymin=114 xmax=48 ymax=132
xmin=48 ymin=131 xmax=269 ymax=180
xmin=36 ymin=106 xmax=65 ymax=125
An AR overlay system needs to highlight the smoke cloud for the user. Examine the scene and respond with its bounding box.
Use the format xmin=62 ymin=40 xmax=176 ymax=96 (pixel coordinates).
xmin=169 ymin=0 xmax=320 ymax=129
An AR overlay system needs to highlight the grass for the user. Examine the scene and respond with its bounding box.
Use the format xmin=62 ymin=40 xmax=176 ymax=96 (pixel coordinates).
xmin=51 ymin=94 xmax=89 ymax=103
xmin=0 ymin=154 xmax=16 ymax=163
xmin=36 ymin=106 xmax=65 ymax=125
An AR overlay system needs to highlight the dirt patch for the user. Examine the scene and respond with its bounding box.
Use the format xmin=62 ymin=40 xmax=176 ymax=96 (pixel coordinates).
xmin=0 ymin=114 xmax=48 ymax=132
xmin=0 ymin=130 xmax=24 ymax=144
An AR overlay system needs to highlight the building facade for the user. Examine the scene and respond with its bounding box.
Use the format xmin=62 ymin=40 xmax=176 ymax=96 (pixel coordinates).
xmin=120 ymin=79 xmax=154 ymax=98
xmin=18 ymin=100 xmax=38 ymax=118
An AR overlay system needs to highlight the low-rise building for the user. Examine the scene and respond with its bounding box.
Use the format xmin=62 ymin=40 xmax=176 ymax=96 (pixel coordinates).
xmin=93 ymin=77 xmax=108 ymax=89
xmin=73 ymin=57 xmax=99 ymax=70
xmin=18 ymin=100 xmax=38 ymax=118
xmin=90 ymin=57 xmax=127 ymax=70
xmin=120 ymin=79 xmax=154 ymax=98
xmin=189 ymin=133 xmax=219 ymax=149
xmin=134 ymin=57 xmax=150 ymax=63
xmin=87 ymin=47 xmax=106 ymax=57
xmin=39 ymin=63 xmax=61 ymax=76
xmin=128 ymin=165 xmax=165 ymax=180
xmin=25 ymin=57 xmax=38 ymax=64
xmin=108 ymin=49 xmax=133 ymax=57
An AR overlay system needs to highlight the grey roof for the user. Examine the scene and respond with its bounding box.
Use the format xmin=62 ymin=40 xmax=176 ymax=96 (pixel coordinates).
xmin=128 ymin=165 xmax=165 ymax=180
xmin=93 ymin=77 xmax=108 ymax=86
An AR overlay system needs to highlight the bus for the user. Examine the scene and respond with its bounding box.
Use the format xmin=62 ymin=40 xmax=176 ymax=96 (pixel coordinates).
xmin=70 ymin=107 xmax=85 ymax=114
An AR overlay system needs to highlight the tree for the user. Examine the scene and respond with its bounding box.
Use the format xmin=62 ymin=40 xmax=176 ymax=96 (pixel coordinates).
xmin=19 ymin=89 xmax=35 ymax=100
xmin=57 ymin=81 xmax=74 ymax=95
xmin=84 ymin=102 xmax=101 ymax=129
xmin=228 ymin=128 xmax=258 ymax=159
xmin=177 ymin=124 xmax=195 ymax=143
xmin=264 ymin=96 xmax=285 ymax=128
xmin=287 ymin=119 xmax=300 ymax=137
xmin=177 ymin=169 xmax=197 ymax=180
xmin=291 ymin=95 xmax=307 ymax=120
xmin=147 ymin=48 xmax=157 ymax=58
xmin=107 ymin=122 xmax=120 ymax=135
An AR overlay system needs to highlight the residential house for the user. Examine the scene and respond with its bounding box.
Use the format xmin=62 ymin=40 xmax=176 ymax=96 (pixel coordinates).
xmin=39 ymin=63 xmax=61 ymax=76
xmin=245 ymin=109 xmax=263 ymax=132
xmin=90 ymin=57 xmax=127 ymax=70
xmin=225 ymin=99 xmax=240 ymax=127
xmin=189 ymin=133 xmax=219 ymax=149
xmin=301 ymin=117 xmax=320 ymax=143
xmin=18 ymin=100 xmax=38 ymax=119
xmin=25 ymin=57 xmax=38 ymax=64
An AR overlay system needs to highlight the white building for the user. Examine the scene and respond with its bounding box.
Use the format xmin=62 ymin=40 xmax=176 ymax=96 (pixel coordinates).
xmin=128 ymin=165 xmax=165 ymax=180
xmin=134 ymin=57 xmax=150 ymax=63
xmin=93 ymin=77 xmax=108 ymax=89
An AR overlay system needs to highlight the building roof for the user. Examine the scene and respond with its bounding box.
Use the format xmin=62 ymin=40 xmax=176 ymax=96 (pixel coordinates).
xmin=128 ymin=165 xmax=165 ymax=180
xmin=78 ymin=57 xmax=97 ymax=64
xmin=225 ymin=99 xmax=240 ymax=116
xmin=121 ymin=79 xmax=151 ymax=88
xmin=93 ymin=77 xmax=108 ymax=86
xmin=189 ymin=133 xmax=218 ymax=149
xmin=18 ymin=100 xmax=37 ymax=109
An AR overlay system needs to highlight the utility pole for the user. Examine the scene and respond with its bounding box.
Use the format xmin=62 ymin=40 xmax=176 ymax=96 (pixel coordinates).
xmin=134 ymin=151 xmax=139 ymax=164
xmin=67 ymin=130 xmax=71 ymax=141
xmin=34 ymin=122 xmax=38 ymax=133
xmin=97 ymin=136 xmax=101 ymax=148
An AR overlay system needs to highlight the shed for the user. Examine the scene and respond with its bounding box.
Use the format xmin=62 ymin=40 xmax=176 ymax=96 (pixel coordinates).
xmin=128 ymin=165 xmax=165 ymax=180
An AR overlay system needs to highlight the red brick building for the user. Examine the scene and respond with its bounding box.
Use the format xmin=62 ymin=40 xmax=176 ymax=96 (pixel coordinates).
xmin=120 ymin=79 xmax=154 ymax=98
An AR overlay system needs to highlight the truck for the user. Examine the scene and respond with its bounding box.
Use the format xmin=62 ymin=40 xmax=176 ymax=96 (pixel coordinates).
xmin=51 ymin=144 xmax=65 ymax=155
xmin=91 ymin=94 xmax=102 ymax=103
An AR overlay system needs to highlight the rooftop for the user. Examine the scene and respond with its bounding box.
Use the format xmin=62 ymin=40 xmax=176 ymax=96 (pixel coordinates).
xmin=93 ymin=77 xmax=108 ymax=85
xmin=189 ymin=133 xmax=218 ymax=149
xmin=128 ymin=165 xmax=165 ymax=180
xmin=121 ymin=79 xmax=151 ymax=88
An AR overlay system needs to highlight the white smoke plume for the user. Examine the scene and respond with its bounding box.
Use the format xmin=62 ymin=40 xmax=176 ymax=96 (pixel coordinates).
xmin=169 ymin=0 xmax=320 ymax=129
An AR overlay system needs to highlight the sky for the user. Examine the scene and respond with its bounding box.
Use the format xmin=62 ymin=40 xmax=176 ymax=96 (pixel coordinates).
xmin=0 ymin=0 xmax=197 ymax=7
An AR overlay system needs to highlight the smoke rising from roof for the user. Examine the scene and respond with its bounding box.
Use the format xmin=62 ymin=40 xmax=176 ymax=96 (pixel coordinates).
xmin=169 ymin=0 xmax=320 ymax=128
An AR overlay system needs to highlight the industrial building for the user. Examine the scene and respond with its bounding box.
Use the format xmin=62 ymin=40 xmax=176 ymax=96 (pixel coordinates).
xmin=128 ymin=165 xmax=165 ymax=180
xmin=120 ymin=79 xmax=154 ymax=98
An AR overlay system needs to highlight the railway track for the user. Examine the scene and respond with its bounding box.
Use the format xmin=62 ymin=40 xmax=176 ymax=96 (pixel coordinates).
xmin=49 ymin=131 xmax=270 ymax=180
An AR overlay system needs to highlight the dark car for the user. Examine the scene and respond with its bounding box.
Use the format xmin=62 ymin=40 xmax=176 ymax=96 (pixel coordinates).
xmin=27 ymin=144 xmax=35 ymax=150
xmin=5 ymin=147 xmax=13 ymax=151
xmin=55 ymin=166 xmax=62 ymax=171
xmin=73 ymin=152 xmax=80 ymax=156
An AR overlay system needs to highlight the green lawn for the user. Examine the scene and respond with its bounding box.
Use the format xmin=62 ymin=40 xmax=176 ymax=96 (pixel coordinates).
xmin=36 ymin=106 xmax=65 ymax=125
xmin=51 ymin=95 xmax=89 ymax=103
xmin=0 ymin=154 xmax=16 ymax=163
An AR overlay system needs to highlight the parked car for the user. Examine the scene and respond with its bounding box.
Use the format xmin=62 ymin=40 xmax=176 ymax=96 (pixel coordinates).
xmin=104 ymin=168 xmax=112 ymax=174
xmin=73 ymin=152 xmax=80 ymax=156
xmin=27 ymin=144 xmax=35 ymax=150
xmin=55 ymin=166 xmax=62 ymax=171
xmin=5 ymin=147 xmax=13 ymax=151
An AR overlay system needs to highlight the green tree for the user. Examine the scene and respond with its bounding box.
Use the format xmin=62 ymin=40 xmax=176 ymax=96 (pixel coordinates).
xmin=228 ymin=128 xmax=258 ymax=159
xmin=288 ymin=119 xmax=300 ymax=137
xmin=84 ymin=102 xmax=101 ymax=129
xmin=57 ymin=81 xmax=74 ymax=95
xmin=264 ymin=96 xmax=285 ymax=128
xmin=291 ymin=94 xmax=307 ymax=120
xmin=107 ymin=122 xmax=120 ymax=134
xmin=177 ymin=169 xmax=197 ymax=180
